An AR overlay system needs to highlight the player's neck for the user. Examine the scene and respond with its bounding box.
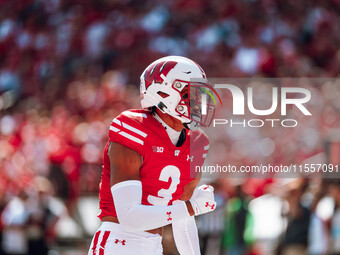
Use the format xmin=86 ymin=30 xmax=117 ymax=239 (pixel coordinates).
xmin=155 ymin=109 xmax=184 ymax=131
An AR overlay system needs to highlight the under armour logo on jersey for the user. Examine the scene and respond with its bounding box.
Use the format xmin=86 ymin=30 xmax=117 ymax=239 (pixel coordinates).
xmin=205 ymin=202 xmax=215 ymax=210
xmin=187 ymin=155 xmax=194 ymax=162
xmin=174 ymin=150 xmax=180 ymax=156
xmin=166 ymin=212 xmax=172 ymax=221
xmin=152 ymin=146 xmax=164 ymax=153
xmin=115 ymin=239 xmax=126 ymax=245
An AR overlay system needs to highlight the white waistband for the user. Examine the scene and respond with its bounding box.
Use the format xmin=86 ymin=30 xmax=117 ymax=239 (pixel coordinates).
xmin=99 ymin=222 xmax=161 ymax=238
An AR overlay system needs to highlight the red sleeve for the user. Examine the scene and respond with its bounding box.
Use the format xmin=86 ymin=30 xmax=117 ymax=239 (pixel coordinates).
xmin=202 ymin=142 xmax=209 ymax=163
xmin=197 ymin=136 xmax=209 ymax=167
xmin=108 ymin=112 xmax=147 ymax=157
xmin=190 ymin=130 xmax=210 ymax=179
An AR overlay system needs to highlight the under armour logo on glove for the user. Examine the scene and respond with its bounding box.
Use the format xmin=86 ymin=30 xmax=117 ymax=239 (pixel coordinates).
xmin=115 ymin=239 xmax=126 ymax=245
xmin=189 ymin=184 xmax=216 ymax=216
xmin=166 ymin=212 xmax=172 ymax=221
xmin=205 ymin=202 xmax=215 ymax=210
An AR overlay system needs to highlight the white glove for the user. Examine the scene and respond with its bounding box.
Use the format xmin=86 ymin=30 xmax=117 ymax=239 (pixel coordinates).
xmin=189 ymin=184 xmax=216 ymax=216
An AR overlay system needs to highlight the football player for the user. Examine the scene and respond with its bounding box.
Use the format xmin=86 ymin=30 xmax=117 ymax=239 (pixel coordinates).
xmin=88 ymin=56 xmax=218 ymax=255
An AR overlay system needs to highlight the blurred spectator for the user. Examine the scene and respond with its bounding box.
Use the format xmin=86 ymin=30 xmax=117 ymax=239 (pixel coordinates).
xmin=1 ymin=190 xmax=29 ymax=255
xmin=222 ymin=183 xmax=254 ymax=255
xmin=277 ymin=179 xmax=310 ymax=255
xmin=26 ymin=177 xmax=58 ymax=255
xmin=307 ymin=181 xmax=329 ymax=255
xmin=329 ymin=181 xmax=340 ymax=255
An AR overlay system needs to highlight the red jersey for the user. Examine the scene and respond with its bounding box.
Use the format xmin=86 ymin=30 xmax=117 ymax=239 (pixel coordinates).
xmin=98 ymin=109 xmax=209 ymax=220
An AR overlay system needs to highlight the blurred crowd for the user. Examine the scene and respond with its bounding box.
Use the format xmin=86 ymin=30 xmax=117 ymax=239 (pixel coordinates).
xmin=192 ymin=178 xmax=340 ymax=255
xmin=0 ymin=0 xmax=340 ymax=254
xmin=1 ymin=0 xmax=340 ymax=102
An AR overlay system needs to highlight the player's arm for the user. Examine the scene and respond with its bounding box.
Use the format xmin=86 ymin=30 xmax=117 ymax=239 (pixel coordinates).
xmin=179 ymin=172 xmax=202 ymax=201
xmin=109 ymin=142 xmax=141 ymax=185
xmin=172 ymin=175 xmax=202 ymax=255
xmin=108 ymin=142 xmax=215 ymax=231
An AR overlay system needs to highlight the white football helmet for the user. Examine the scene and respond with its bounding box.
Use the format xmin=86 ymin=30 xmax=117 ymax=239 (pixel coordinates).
xmin=140 ymin=56 xmax=220 ymax=129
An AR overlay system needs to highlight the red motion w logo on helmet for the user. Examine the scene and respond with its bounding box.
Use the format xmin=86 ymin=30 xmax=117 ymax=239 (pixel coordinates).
xmin=144 ymin=61 xmax=177 ymax=89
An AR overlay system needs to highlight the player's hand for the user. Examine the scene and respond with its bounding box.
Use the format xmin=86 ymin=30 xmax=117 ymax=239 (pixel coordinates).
xmin=189 ymin=184 xmax=216 ymax=216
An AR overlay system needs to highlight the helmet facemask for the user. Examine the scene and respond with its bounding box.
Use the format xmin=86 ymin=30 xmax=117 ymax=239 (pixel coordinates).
xmin=173 ymin=80 xmax=219 ymax=130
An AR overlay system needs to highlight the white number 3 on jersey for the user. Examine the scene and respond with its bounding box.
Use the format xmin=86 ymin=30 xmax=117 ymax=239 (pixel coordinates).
xmin=147 ymin=165 xmax=181 ymax=206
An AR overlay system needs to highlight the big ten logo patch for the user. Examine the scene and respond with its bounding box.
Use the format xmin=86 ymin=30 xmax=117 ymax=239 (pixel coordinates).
xmin=153 ymin=146 xmax=164 ymax=153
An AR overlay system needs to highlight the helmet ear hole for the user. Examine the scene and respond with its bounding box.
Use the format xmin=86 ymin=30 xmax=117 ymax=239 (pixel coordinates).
xmin=157 ymin=91 xmax=169 ymax=98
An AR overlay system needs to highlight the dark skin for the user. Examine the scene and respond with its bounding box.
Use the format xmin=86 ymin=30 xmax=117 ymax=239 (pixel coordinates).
xmin=103 ymin=90 xmax=200 ymax=234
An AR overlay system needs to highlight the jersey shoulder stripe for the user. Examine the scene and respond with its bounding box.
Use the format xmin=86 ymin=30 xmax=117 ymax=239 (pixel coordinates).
xmin=112 ymin=118 xmax=147 ymax=138
xmin=109 ymin=125 xmax=144 ymax=145
xmin=108 ymin=109 xmax=149 ymax=155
